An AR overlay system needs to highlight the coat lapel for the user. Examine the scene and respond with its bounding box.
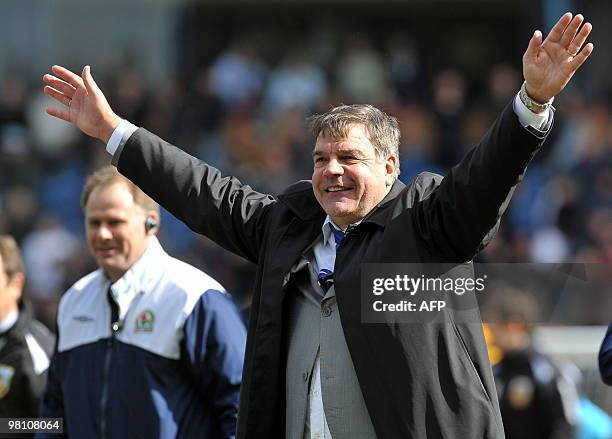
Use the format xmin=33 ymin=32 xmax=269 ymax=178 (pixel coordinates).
xmin=244 ymin=197 xmax=324 ymax=437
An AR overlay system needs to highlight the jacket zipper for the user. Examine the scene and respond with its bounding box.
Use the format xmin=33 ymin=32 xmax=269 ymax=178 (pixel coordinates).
xmin=100 ymin=330 xmax=116 ymax=439
xmin=101 ymin=285 xmax=120 ymax=439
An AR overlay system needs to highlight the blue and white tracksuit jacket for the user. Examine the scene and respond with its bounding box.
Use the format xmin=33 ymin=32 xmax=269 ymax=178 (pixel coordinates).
xmin=38 ymin=238 xmax=246 ymax=439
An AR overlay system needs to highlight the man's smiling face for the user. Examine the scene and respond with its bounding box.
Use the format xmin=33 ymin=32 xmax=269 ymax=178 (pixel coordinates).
xmin=312 ymin=124 xmax=397 ymax=230
xmin=85 ymin=182 xmax=153 ymax=281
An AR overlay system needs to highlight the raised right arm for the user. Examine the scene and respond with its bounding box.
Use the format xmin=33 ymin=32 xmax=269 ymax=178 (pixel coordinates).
xmin=116 ymin=127 xmax=275 ymax=263
xmin=43 ymin=65 xmax=275 ymax=263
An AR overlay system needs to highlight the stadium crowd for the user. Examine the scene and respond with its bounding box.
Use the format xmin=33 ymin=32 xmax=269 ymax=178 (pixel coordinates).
xmin=0 ymin=32 xmax=610 ymax=329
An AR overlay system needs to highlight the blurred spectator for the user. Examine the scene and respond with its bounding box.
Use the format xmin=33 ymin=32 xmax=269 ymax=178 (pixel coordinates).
xmin=530 ymin=226 xmax=571 ymax=263
xmin=107 ymin=64 xmax=148 ymax=126
xmin=487 ymin=64 xmax=521 ymax=111
xmin=337 ymin=35 xmax=390 ymax=105
xmin=585 ymin=208 xmax=612 ymax=262
xmin=485 ymin=286 xmax=578 ymax=439
xmin=308 ymin=23 xmax=340 ymax=72
xmin=0 ymin=75 xmax=28 ymax=126
xmin=264 ymin=49 xmax=327 ymax=114
xmin=175 ymin=67 xmax=225 ymax=149
xmin=387 ymin=33 xmax=422 ymax=103
xmin=0 ymin=124 xmax=37 ymax=188
xmin=208 ymin=39 xmax=266 ymax=109
xmin=432 ymin=68 xmax=467 ymax=167
xmin=547 ymin=89 xmax=590 ymax=172
xmin=460 ymin=105 xmax=495 ymax=156
xmin=25 ymin=93 xmax=79 ymax=157
xmin=36 ymin=156 xmax=88 ymax=235
xmin=1 ymin=186 xmax=38 ymax=244
xmin=396 ymin=103 xmax=444 ymax=183
xmin=21 ymin=215 xmax=81 ymax=327
xmin=0 ymin=235 xmax=54 ymax=423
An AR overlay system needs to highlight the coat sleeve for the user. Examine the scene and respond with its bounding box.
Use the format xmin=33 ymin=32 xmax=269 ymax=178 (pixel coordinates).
xmin=181 ymin=290 xmax=246 ymax=439
xmin=599 ymin=324 xmax=612 ymax=385
xmin=115 ymin=129 xmax=276 ymax=264
xmin=411 ymin=100 xmax=550 ymax=261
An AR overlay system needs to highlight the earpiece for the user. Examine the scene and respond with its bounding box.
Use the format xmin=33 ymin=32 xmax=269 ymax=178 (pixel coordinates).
xmin=145 ymin=217 xmax=158 ymax=233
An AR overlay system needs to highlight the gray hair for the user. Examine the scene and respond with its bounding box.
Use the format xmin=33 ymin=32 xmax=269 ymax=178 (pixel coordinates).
xmin=307 ymin=104 xmax=401 ymax=178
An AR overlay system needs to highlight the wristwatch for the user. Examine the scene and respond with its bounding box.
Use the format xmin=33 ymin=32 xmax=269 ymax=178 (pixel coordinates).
xmin=519 ymin=82 xmax=554 ymax=114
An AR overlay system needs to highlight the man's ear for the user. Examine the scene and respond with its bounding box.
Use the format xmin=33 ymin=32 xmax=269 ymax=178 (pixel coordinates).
xmin=7 ymin=273 xmax=24 ymax=301
xmin=385 ymin=156 xmax=398 ymax=186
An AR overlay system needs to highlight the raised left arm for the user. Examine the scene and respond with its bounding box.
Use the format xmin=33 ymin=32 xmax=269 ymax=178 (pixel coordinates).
xmin=411 ymin=13 xmax=594 ymax=261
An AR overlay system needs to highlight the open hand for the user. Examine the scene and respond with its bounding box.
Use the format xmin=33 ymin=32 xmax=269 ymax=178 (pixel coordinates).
xmin=523 ymin=12 xmax=594 ymax=103
xmin=43 ymin=65 xmax=121 ymax=143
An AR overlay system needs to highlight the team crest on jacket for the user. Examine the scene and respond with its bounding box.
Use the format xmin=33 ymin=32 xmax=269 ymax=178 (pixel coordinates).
xmin=135 ymin=310 xmax=155 ymax=332
xmin=507 ymin=375 xmax=535 ymax=409
xmin=0 ymin=364 xmax=15 ymax=398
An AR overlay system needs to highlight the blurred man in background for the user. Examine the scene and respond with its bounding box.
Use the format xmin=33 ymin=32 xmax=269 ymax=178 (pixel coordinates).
xmin=485 ymin=285 xmax=578 ymax=439
xmin=0 ymin=235 xmax=54 ymax=421
xmin=38 ymin=166 xmax=246 ymax=439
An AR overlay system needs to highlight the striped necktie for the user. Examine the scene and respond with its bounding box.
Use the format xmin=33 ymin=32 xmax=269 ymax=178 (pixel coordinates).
xmin=318 ymin=227 xmax=345 ymax=292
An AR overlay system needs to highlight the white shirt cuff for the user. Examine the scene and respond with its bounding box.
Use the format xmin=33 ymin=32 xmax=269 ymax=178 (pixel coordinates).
xmin=513 ymin=92 xmax=551 ymax=131
xmin=106 ymin=119 xmax=139 ymax=156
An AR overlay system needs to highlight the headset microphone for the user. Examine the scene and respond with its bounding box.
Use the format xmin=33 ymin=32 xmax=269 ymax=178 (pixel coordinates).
xmin=145 ymin=217 xmax=158 ymax=233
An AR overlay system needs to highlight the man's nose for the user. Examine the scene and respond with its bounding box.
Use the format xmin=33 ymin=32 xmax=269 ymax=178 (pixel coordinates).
xmin=324 ymin=158 xmax=343 ymax=176
xmin=95 ymin=225 xmax=113 ymax=240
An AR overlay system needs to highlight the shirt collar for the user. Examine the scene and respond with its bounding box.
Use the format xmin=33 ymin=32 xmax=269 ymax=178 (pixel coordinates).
xmin=104 ymin=237 xmax=166 ymax=303
xmin=0 ymin=309 xmax=18 ymax=333
xmin=321 ymin=216 xmax=362 ymax=248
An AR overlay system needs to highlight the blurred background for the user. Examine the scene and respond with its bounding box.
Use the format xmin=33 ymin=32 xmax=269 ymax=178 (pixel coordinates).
xmin=0 ymin=0 xmax=610 ymax=431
